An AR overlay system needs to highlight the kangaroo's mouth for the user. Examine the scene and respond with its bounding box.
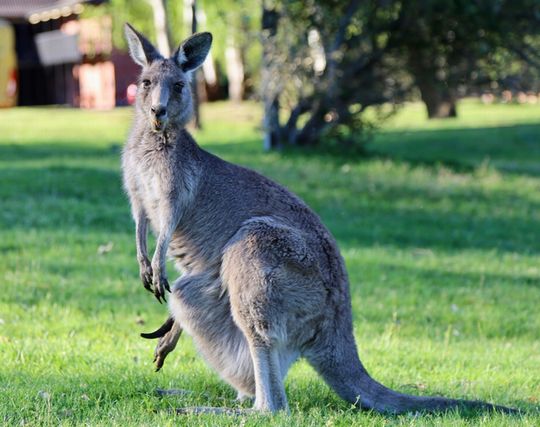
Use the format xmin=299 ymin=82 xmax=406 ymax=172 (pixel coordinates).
xmin=153 ymin=119 xmax=165 ymax=132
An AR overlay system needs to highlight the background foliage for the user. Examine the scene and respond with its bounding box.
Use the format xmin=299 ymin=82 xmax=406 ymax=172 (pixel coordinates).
xmin=83 ymin=0 xmax=540 ymax=149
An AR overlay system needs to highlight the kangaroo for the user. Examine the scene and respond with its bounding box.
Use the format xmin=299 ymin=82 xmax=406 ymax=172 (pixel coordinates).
xmin=121 ymin=23 xmax=516 ymax=415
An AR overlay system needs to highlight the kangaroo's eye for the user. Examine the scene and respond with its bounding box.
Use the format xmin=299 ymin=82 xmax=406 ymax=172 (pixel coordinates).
xmin=174 ymin=82 xmax=184 ymax=93
xmin=142 ymin=79 xmax=151 ymax=89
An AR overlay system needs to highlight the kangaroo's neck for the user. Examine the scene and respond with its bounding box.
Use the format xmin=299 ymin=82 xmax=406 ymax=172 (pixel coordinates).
xmin=131 ymin=117 xmax=199 ymax=156
xmin=151 ymin=127 xmax=179 ymax=148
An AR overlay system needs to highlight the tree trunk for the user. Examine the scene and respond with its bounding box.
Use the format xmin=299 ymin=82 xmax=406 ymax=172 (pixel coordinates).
xmin=417 ymin=79 xmax=457 ymax=119
xmin=197 ymin=8 xmax=220 ymax=101
xmin=263 ymin=98 xmax=281 ymax=151
xmin=407 ymin=50 xmax=458 ymax=119
xmin=296 ymin=106 xmax=327 ymax=146
xmin=201 ymin=51 xmax=220 ymax=100
xmin=184 ymin=0 xmax=202 ymax=129
xmin=261 ymin=3 xmax=281 ymax=150
xmin=225 ymin=40 xmax=245 ymax=102
xmin=147 ymin=0 xmax=172 ymax=56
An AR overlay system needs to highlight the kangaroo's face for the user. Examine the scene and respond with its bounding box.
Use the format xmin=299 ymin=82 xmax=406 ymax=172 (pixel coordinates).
xmin=124 ymin=23 xmax=212 ymax=132
xmin=138 ymin=60 xmax=191 ymax=131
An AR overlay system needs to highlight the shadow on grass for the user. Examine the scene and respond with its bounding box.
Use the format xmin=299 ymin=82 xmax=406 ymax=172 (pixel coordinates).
xmin=246 ymin=122 xmax=540 ymax=178
xmin=1 ymin=147 xmax=540 ymax=253
xmin=0 ymin=142 xmax=122 ymax=162
xmin=368 ymin=123 xmax=540 ymax=177
xmin=0 ymin=164 xmax=130 ymax=233
xmin=328 ymin=203 xmax=540 ymax=254
xmin=369 ymin=261 xmax=540 ymax=290
xmin=2 ymin=124 xmax=540 ymax=253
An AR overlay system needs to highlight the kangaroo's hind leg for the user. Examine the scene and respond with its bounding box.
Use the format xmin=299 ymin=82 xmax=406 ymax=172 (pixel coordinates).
xmin=221 ymin=217 xmax=327 ymax=413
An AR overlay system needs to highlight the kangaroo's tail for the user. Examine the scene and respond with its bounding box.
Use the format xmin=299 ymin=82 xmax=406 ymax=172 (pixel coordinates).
xmin=346 ymin=366 xmax=516 ymax=414
xmin=307 ymin=338 xmax=517 ymax=415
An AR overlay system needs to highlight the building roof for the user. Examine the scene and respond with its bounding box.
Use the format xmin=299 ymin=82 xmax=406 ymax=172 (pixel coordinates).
xmin=0 ymin=0 xmax=105 ymax=21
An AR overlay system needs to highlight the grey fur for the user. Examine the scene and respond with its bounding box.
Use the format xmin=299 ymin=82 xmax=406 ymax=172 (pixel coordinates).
xmin=122 ymin=23 xmax=516 ymax=415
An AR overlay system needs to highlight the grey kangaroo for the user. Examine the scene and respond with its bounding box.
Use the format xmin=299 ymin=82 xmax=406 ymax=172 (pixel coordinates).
xmin=122 ymin=23 xmax=515 ymax=415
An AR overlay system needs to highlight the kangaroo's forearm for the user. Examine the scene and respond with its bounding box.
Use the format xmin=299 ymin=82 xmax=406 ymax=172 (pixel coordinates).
xmin=130 ymin=201 xmax=154 ymax=294
xmin=151 ymin=212 xmax=177 ymax=274
xmin=148 ymin=201 xmax=181 ymax=302
xmin=151 ymin=196 xmax=184 ymax=271
xmin=152 ymin=229 xmax=172 ymax=272
xmin=135 ymin=213 xmax=149 ymax=263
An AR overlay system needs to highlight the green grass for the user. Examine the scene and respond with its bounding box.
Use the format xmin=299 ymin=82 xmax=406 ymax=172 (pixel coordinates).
xmin=1 ymin=100 xmax=539 ymax=426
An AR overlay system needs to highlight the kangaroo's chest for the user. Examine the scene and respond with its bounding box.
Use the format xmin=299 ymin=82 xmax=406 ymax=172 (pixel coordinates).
xmin=134 ymin=150 xmax=176 ymax=229
xmin=131 ymin=145 xmax=199 ymax=235
xmin=140 ymin=168 xmax=167 ymax=202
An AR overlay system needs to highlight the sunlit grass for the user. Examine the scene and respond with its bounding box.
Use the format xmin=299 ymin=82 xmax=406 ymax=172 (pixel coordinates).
xmin=0 ymin=100 xmax=539 ymax=426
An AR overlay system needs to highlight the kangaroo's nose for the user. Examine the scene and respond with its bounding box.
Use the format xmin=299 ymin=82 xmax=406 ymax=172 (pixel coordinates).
xmin=151 ymin=105 xmax=167 ymax=118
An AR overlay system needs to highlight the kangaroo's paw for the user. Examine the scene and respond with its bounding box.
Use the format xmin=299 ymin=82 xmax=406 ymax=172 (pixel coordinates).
xmin=139 ymin=258 xmax=154 ymax=294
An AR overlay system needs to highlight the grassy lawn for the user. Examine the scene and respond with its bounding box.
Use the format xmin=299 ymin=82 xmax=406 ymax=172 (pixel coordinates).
xmin=0 ymin=100 xmax=539 ymax=426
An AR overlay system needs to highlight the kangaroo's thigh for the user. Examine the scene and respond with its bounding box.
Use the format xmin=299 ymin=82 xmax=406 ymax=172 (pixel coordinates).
xmin=222 ymin=217 xmax=327 ymax=347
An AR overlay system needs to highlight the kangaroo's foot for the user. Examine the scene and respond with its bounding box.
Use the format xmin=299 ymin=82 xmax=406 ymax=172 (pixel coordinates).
xmin=174 ymin=407 xmax=257 ymax=416
xmin=156 ymin=388 xmax=194 ymax=397
xmin=141 ymin=316 xmax=183 ymax=371
xmin=158 ymin=390 xmax=256 ymax=416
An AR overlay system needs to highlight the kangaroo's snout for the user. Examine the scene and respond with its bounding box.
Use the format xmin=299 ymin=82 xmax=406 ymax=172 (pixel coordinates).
xmin=152 ymin=105 xmax=167 ymax=119
xmin=151 ymin=104 xmax=168 ymax=131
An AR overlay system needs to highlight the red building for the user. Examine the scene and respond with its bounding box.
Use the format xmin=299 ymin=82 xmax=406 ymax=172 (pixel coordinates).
xmin=0 ymin=0 xmax=138 ymax=108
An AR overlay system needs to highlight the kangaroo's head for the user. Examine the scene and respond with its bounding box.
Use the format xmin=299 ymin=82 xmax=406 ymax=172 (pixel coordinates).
xmin=124 ymin=23 xmax=212 ymax=132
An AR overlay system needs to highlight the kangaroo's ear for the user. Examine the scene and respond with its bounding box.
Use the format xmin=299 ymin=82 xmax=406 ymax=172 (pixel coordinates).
xmin=173 ymin=32 xmax=212 ymax=73
xmin=124 ymin=23 xmax=162 ymax=67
